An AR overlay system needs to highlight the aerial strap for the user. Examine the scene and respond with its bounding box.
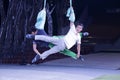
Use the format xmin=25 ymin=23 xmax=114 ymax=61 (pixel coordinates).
xmin=35 ymin=0 xmax=47 ymax=29
xmin=66 ymin=0 xmax=75 ymax=22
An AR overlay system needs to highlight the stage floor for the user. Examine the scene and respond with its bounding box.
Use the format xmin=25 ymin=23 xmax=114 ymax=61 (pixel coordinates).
xmin=0 ymin=64 xmax=120 ymax=80
xmin=0 ymin=52 xmax=120 ymax=80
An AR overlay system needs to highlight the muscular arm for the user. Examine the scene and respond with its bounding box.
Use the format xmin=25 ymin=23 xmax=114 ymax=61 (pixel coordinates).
xmin=69 ymin=6 xmax=75 ymax=27
xmin=77 ymin=44 xmax=81 ymax=58
xmin=33 ymin=43 xmax=41 ymax=55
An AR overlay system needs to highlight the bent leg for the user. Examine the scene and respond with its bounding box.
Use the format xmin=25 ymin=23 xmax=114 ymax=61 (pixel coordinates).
xmin=40 ymin=46 xmax=61 ymax=60
xmin=40 ymin=39 xmax=66 ymax=60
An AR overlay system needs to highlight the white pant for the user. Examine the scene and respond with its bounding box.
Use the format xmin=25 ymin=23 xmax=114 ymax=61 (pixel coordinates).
xmin=35 ymin=35 xmax=66 ymax=59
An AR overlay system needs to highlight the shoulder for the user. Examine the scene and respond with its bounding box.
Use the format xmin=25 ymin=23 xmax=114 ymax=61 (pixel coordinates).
xmin=77 ymin=33 xmax=81 ymax=39
xmin=33 ymin=40 xmax=37 ymax=44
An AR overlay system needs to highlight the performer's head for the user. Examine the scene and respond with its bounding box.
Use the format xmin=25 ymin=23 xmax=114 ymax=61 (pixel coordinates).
xmin=31 ymin=26 xmax=38 ymax=35
xmin=75 ymin=22 xmax=84 ymax=33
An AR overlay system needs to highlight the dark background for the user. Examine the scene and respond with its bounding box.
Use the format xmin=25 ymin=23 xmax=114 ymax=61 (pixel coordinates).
xmin=0 ymin=0 xmax=120 ymax=64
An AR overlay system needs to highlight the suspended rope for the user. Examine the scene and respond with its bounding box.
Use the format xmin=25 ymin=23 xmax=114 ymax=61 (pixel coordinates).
xmin=43 ymin=0 xmax=47 ymax=9
xmin=70 ymin=0 xmax=72 ymax=7
xmin=66 ymin=0 xmax=75 ymax=22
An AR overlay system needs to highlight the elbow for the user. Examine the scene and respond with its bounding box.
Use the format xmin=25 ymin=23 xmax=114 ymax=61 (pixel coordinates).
xmin=33 ymin=47 xmax=37 ymax=52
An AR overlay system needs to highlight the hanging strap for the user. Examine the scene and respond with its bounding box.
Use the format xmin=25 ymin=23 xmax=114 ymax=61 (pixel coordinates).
xmin=66 ymin=0 xmax=75 ymax=22
xmin=35 ymin=0 xmax=47 ymax=29
xmin=43 ymin=0 xmax=47 ymax=9
xmin=70 ymin=0 xmax=72 ymax=7
xmin=66 ymin=0 xmax=72 ymax=17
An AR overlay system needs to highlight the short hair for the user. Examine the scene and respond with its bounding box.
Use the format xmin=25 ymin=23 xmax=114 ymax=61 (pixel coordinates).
xmin=75 ymin=22 xmax=84 ymax=28
xmin=31 ymin=26 xmax=37 ymax=32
